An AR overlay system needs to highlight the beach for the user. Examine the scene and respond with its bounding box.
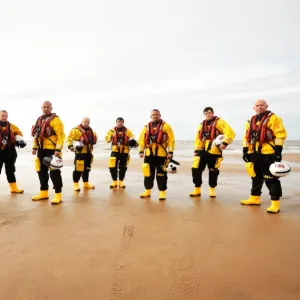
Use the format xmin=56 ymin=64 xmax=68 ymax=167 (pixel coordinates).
xmin=1 ymin=142 xmax=300 ymax=300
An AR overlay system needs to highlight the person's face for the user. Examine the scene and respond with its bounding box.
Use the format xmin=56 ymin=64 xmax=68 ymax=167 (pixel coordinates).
xmin=204 ymin=110 xmax=214 ymax=120
xmin=0 ymin=111 xmax=8 ymax=122
xmin=41 ymin=102 xmax=53 ymax=115
xmin=82 ymin=119 xmax=90 ymax=128
xmin=150 ymin=110 xmax=161 ymax=122
xmin=116 ymin=120 xmax=124 ymax=128
xmin=254 ymin=100 xmax=268 ymax=114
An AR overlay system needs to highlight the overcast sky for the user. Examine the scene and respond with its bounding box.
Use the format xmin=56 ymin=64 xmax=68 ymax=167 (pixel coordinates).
xmin=1 ymin=0 xmax=299 ymax=141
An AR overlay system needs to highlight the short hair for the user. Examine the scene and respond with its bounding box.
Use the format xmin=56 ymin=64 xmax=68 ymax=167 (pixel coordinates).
xmin=0 ymin=110 xmax=8 ymax=114
xmin=116 ymin=117 xmax=124 ymax=122
xmin=203 ymin=107 xmax=214 ymax=114
xmin=151 ymin=109 xmax=160 ymax=114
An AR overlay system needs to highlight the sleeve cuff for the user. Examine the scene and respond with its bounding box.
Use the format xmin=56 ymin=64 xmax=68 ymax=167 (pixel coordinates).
xmin=275 ymin=139 xmax=284 ymax=146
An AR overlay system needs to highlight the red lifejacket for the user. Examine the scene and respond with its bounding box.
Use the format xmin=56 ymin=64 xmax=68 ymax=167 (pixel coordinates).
xmin=246 ymin=111 xmax=274 ymax=146
xmin=31 ymin=113 xmax=57 ymax=138
xmin=77 ymin=124 xmax=97 ymax=145
xmin=144 ymin=120 xmax=165 ymax=145
xmin=198 ymin=116 xmax=220 ymax=141
xmin=0 ymin=122 xmax=15 ymax=148
xmin=112 ymin=126 xmax=129 ymax=146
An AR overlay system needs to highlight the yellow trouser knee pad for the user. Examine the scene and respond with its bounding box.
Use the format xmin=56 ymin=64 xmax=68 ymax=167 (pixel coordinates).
xmin=75 ymin=160 xmax=85 ymax=172
xmin=142 ymin=163 xmax=151 ymax=177
xmin=192 ymin=156 xmax=200 ymax=168
xmin=35 ymin=157 xmax=41 ymax=172
xmin=245 ymin=162 xmax=256 ymax=177
xmin=214 ymin=157 xmax=223 ymax=169
xmin=108 ymin=156 xmax=117 ymax=168
xmin=126 ymin=155 xmax=131 ymax=166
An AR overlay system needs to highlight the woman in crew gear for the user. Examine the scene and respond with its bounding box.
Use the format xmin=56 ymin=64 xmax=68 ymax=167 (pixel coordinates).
xmin=240 ymin=99 xmax=287 ymax=214
xmin=139 ymin=109 xmax=175 ymax=200
xmin=31 ymin=101 xmax=65 ymax=204
xmin=190 ymin=107 xmax=235 ymax=198
xmin=67 ymin=117 xmax=98 ymax=191
xmin=105 ymin=117 xmax=138 ymax=188
xmin=0 ymin=110 xmax=26 ymax=193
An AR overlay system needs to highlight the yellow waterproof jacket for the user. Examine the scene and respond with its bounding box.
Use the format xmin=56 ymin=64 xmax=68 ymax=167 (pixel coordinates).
xmin=105 ymin=127 xmax=134 ymax=154
xmin=139 ymin=122 xmax=175 ymax=157
xmin=33 ymin=116 xmax=65 ymax=151
xmin=243 ymin=114 xmax=287 ymax=154
xmin=0 ymin=123 xmax=23 ymax=150
xmin=67 ymin=127 xmax=98 ymax=154
xmin=194 ymin=118 xmax=236 ymax=155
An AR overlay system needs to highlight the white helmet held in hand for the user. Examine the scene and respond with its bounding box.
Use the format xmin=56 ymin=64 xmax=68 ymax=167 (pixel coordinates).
xmin=73 ymin=141 xmax=83 ymax=152
xmin=213 ymin=135 xmax=225 ymax=146
xmin=166 ymin=159 xmax=180 ymax=173
xmin=269 ymin=161 xmax=291 ymax=177
xmin=42 ymin=156 xmax=63 ymax=169
xmin=15 ymin=135 xmax=24 ymax=142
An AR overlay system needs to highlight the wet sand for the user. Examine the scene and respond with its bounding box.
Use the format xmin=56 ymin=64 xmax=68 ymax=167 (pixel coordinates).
xmin=1 ymin=153 xmax=300 ymax=300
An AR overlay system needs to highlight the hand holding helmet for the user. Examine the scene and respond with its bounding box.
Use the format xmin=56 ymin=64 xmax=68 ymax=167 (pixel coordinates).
xmin=128 ymin=138 xmax=138 ymax=148
xmin=42 ymin=156 xmax=63 ymax=169
xmin=15 ymin=135 xmax=27 ymax=148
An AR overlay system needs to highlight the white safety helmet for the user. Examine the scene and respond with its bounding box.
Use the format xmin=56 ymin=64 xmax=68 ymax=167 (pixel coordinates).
xmin=213 ymin=135 xmax=225 ymax=146
xmin=15 ymin=135 xmax=24 ymax=142
xmin=166 ymin=160 xmax=180 ymax=173
xmin=73 ymin=141 xmax=83 ymax=152
xmin=42 ymin=156 xmax=63 ymax=170
xmin=269 ymin=161 xmax=291 ymax=177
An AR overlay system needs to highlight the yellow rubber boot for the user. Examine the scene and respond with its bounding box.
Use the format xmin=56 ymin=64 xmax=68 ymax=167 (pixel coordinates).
xmin=32 ymin=190 xmax=49 ymax=201
xmin=209 ymin=187 xmax=216 ymax=198
xmin=74 ymin=182 xmax=80 ymax=191
xmin=9 ymin=182 xmax=24 ymax=194
xmin=140 ymin=189 xmax=151 ymax=198
xmin=189 ymin=187 xmax=201 ymax=197
xmin=119 ymin=180 xmax=126 ymax=189
xmin=83 ymin=182 xmax=95 ymax=189
xmin=110 ymin=181 xmax=118 ymax=188
xmin=240 ymin=195 xmax=261 ymax=205
xmin=159 ymin=191 xmax=166 ymax=200
xmin=267 ymin=200 xmax=280 ymax=213
xmin=51 ymin=193 xmax=62 ymax=204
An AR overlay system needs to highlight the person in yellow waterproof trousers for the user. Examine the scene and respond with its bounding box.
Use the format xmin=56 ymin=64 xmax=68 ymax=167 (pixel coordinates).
xmin=139 ymin=109 xmax=175 ymax=200
xmin=0 ymin=110 xmax=26 ymax=193
xmin=67 ymin=117 xmax=98 ymax=191
xmin=105 ymin=117 xmax=138 ymax=189
xmin=190 ymin=107 xmax=235 ymax=198
xmin=31 ymin=101 xmax=65 ymax=204
xmin=240 ymin=99 xmax=287 ymax=213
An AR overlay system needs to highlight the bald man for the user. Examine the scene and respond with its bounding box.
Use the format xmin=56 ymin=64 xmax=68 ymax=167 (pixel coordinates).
xmin=240 ymin=99 xmax=287 ymax=213
xmin=67 ymin=117 xmax=98 ymax=191
xmin=138 ymin=109 xmax=175 ymax=201
xmin=31 ymin=101 xmax=65 ymax=204
xmin=0 ymin=109 xmax=26 ymax=193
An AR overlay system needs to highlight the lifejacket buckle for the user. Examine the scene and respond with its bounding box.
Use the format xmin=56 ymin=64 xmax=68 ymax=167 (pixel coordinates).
xmin=2 ymin=137 xmax=7 ymax=145
xmin=149 ymin=135 xmax=156 ymax=144
xmin=34 ymin=126 xmax=41 ymax=138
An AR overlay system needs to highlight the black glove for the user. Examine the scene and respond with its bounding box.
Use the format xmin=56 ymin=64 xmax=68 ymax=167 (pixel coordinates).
xmin=242 ymin=147 xmax=250 ymax=162
xmin=274 ymin=145 xmax=283 ymax=162
xmin=15 ymin=141 xmax=26 ymax=148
